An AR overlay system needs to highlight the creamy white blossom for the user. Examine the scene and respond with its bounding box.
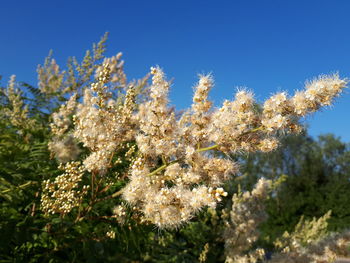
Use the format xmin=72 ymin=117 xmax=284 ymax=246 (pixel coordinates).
xmin=43 ymin=55 xmax=347 ymax=229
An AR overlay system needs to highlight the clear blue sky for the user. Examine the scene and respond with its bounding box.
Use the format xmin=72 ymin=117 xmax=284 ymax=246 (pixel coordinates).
xmin=1 ymin=0 xmax=350 ymax=141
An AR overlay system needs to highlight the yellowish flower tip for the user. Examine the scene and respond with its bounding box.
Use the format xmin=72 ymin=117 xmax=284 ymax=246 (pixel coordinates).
xmin=150 ymin=66 xmax=158 ymax=75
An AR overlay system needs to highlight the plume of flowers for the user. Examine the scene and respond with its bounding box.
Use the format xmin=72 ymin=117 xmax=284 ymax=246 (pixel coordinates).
xmin=50 ymin=93 xmax=77 ymax=137
xmin=73 ymin=64 xmax=137 ymax=173
xmin=42 ymin=54 xmax=347 ymax=229
xmin=94 ymin=52 xmax=126 ymax=86
xmin=122 ymin=68 xmax=346 ymax=228
xmin=37 ymin=53 xmax=65 ymax=95
xmin=223 ymin=178 xmax=272 ymax=263
xmin=2 ymin=75 xmax=35 ymax=128
xmin=48 ymin=93 xmax=81 ymax=163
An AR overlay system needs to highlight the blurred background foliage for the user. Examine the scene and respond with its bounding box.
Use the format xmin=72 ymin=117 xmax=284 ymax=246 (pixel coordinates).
xmin=1 ymin=36 xmax=350 ymax=262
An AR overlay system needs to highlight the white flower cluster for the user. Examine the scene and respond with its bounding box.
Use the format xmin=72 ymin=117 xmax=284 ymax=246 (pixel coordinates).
xmin=48 ymin=135 xmax=81 ymax=163
xmin=112 ymin=204 xmax=128 ymax=225
xmin=41 ymin=161 xmax=89 ymax=215
xmin=73 ymin=64 xmax=137 ymax=173
xmin=50 ymin=93 xmax=77 ymax=137
xmin=94 ymin=52 xmax=126 ymax=86
xmin=122 ymin=68 xmax=346 ymax=228
xmin=45 ymin=56 xmax=347 ymax=228
xmin=262 ymin=75 xmax=347 ymax=132
xmin=224 ymin=178 xmax=272 ymax=263
xmin=122 ymin=68 xmax=238 ymax=228
xmin=48 ymin=94 xmax=81 ymax=163
xmin=106 ymin=230 xmax=116 ymax=239
xmin=208 ymin=90 xmax=259 ymax=152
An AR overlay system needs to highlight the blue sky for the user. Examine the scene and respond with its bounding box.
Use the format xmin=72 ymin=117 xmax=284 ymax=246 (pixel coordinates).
xmin=1 ymin=0 xmax=350 ymax=141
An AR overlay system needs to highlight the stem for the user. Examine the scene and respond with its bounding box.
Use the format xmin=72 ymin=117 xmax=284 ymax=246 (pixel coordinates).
xmin=30 ymin=191 xmax=39 ymax=217
xmin=147 ymin=160 xmax=178 ymax=177
xmin=91 ymin=172 xmax=95 ymax=198
xmin=1 ymin=181 xmax=35 ymax=194
xmin=147 ymin=164 xmax=167 ymax=176
xmin=75 ymin=203 xmax=82 ymax=223
xmin=197 ymin=126 xmax=263 ymax=153
xmin=76 ymin=189 xmax=125 ymax=223
xmin=95 ymin=188 xmax=124 ymax=203
xmin=241 ymin=126 xmax=263 ymax=135
xmin=108 ymin=152 xmax=115 ymax=166
xmin=196 ymin=144 xmax=219 ymax=153
xmin=161 ymin=155 xmax=167 ymax=165
xmin=77 ymin=172 xmax=98 ymax=223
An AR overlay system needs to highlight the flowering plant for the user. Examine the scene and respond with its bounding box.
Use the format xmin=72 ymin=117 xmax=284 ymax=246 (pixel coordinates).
xmin=42 ymin=51 xmax=347 ymax=230
xmin=1 ymin=34 xmax=349 ymax=262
